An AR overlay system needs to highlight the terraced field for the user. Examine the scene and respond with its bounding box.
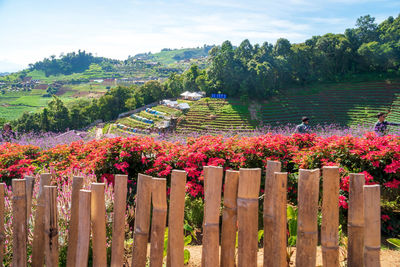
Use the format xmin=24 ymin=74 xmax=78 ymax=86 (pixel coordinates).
xmin=176 ymin=98 xmax=256 ymax=133
xmin=111 ymin=104 xmax=182 ymax=134
xmin=261 ymin=81 xmax=400 ymax=126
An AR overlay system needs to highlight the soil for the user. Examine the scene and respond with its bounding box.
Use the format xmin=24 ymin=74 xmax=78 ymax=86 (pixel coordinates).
xmin=183 ymin=246 xmax=400 ymax=267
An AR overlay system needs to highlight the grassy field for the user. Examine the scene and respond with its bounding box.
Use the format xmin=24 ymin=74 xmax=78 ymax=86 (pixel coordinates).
xmin=0 ymin=83 xmax=101 ymax=120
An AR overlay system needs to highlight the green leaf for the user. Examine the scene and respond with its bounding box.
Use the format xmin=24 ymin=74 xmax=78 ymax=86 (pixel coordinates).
xmin=184 ymin=235 xmax=192 ymax=246
xmin=184 ymin=249 xmax=191 ymax=264
xmin=184 ymin=223 xmax=193 ymax=232
xmin=163 ymin=228 xmax=169 ymax=258
xmin=387 ymin=238 xmax=400 ymax=248
xmin=288 ymin=220 xmax=297 ymax=237
xmin=287 ymin=206 xmax=295 ymax=220
xmin=258 ymin=230 xmax=264 ymax=243
xmin=288 ymin=236 xmax=297 ymax=246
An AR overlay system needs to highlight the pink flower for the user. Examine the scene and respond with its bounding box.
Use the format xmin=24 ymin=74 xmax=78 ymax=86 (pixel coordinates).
xmin=384 ymin=179 xmax=400 ymax=189
xmin=339 ymin=195 xmax=348 ymax=209
xmin=387 ymin=226 xmax=394 ymax=231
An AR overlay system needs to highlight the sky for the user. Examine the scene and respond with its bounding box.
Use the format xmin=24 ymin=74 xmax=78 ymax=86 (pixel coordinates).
xmin=0 ymin=0 xmax=399 ymax=72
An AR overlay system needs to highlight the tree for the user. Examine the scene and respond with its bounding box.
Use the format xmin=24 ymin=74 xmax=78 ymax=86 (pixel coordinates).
xmin=355 ymin=15 xmax=378 ymax=44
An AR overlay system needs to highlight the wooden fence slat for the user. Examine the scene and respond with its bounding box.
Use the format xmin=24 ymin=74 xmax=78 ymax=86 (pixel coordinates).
xmin=44 ymin=186 xmax=59 ymax=267
xmin=24 ymin=175 xmax=35 ymax=223
xmin=263 ymin=160 xmax=282 ymax=267
xmin=111 ymin=174 xmax=128 ymax=267
xmin=150 ymin=178 xmax=168 ymax=267
xmin=12 ymin=179 xmax=27 ymax=267
xmin=348 ymin=173 xmax=365 ymax=267
xmin=237 ymin=168 xmax=261 ymax=267
xmin=132 ymin=174 xmax=153 ymax=267
xmin=201 ymin=166 xmax=223 ymax=267
xmin=220 ymin=170 xmax=239 ymax=267
xmin=66 ymin=176 xmax=84 ymax=267
xmin=322 ymin=166 xmax=340 ymax=267
xmin=167 ymin=170 xmax=187 ymax=267
xmin=32 ymin=173 xmax=51 ymax=267
xmin=0 ymin=183 xmax=5 ymax=267
xmin=91 ymin=183 xmax=108 ymax=267
xmin=295 ymin=169 xmax=320 ymax=267
xmin=364 ymin=185 xmax=380 ymax=267
xmin=75 ymin=190 xmax=91 ymax=267
xmin=274 ymin=172 xmax=288 ymax=267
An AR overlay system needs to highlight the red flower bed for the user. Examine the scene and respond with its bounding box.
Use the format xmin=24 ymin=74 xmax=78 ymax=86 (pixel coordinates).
xmin=1 ymin=133 xmax=399 ymax=234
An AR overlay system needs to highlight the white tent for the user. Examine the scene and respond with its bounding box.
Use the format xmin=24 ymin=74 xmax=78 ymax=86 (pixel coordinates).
xmin=177 ymin=103 xmax=190 ymax=110
xmin=180 ymin=91 xmax=191 ymax=98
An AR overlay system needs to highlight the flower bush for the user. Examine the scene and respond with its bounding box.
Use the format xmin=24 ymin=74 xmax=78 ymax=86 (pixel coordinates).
xmin=1 ymin=133 xmax=400 ymax=236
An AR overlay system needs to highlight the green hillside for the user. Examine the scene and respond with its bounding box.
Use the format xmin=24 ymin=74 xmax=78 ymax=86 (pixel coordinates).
xmin=261 ymin=80 xmax=400 ymax=127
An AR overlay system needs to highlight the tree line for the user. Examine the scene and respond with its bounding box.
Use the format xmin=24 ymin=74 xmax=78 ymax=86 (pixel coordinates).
xmin=9 ymin=14 xmax=400 ymax=132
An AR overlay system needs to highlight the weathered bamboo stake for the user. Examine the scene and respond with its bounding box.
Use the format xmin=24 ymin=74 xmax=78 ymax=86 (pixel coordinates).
xmin=66 ymin=176 xmax=84 ymax=267
xmin=295 ymin=169 xmax=320 ymax=267
xmin=12 ymin=179 xmax=27 ymax=267
xmin=364 ymin=185 xmax=380 ymax=267
xmin=348 ymin=173 xmax=365 ymax=267
xmin=132 ymin=174 xmax=153 ymax=267
xmin=91 ymin=183 xmax=107 ymax=267
xmin=321 ymin=166 xmax=340 ymax=267
xmin=201 ymin=166 xmax=223 ymax=267
xmin=167 ymin=170 xmax=187 ymax=267
xmin=150 ymin=178 xmax=168 ymax=267
xmin=274 ymin=172 xmax=288 ymax=267
xmin=263 ymin=160 xmax=282 ymax=267
xmin=110 ymin=174 xmax=128 ymax=267
xmin=75 ymin=190 xmax=91 ymax=267
xmin=220 ymin=170 xmax=239 ymax=267
xmin=31 ymin=173 xmax=51 ymax=267
xmin=44 ymin=186 xmax=59 ymax=267
xmin=25 ymin=175 xmax=35 ymax=223
xmin=0 ymin=183 xmax=5 ymax=267
xmin=237 ymin=168 xmax=261 ymax=267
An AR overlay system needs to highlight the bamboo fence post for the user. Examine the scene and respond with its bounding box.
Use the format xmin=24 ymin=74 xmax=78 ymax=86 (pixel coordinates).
xmin=295 ymin=169 xmax=320 ymax=267
xmin=348 ymin=173 xmax=365 ymax=267
xmin=110 ymin=174 xmax=128 ymax=267
xmin=263 ymin=160 xmax=282 ymax=267
xmin=321 ymin=166 xmax=340 ymax=267
xmin=66 ymin=176 xmax=84 ymax=267
xmin=25 ymin=175 xmax=34 ymax=223
xmin=274 ymin=172 xmax=288 ymax=267
xmin=75 ymin=190 xmax=91 ymax=267
xmin=201 ymin=166 xmax=223 ymax=267
xmin=44 ymin=186 xmax=59 ymax=267
xmin=237 ymin=168 xmax=261 ymax=267
xmin=150 ymin=178 xmax=168 ymax=267
xmin=32 ymin=173 xmax=51 ymax=267
xmin=12 ymin=179 xmax=27 ymax=267
xmin=132 ymin=174 xmax=153 ymax=267
xmin=91 ymin=183 xmax=107 ymax=267
xmin=220 ymin=170 xmax=239 ymax=267
xmin=167 ymin=170 xmax=187 ymax=267
xmin=0 ymin=183 xmax=5 ymax=267
xmin=364 ymin=185 xmax=380 ymax=267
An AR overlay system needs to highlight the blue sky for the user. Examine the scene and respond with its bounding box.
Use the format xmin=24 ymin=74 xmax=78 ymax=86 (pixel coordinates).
xmin=0 ymin=0 xmax=399 ymax=72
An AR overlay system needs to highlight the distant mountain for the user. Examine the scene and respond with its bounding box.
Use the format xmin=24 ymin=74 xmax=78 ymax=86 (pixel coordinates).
xmin=131 ymin=45 xmax=214 ymax=65
xmin=0 ymin=72 xmax=10 ymax=76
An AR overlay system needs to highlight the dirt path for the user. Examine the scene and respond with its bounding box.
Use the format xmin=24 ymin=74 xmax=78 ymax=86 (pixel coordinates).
xmin=184 ymin=245 xmax=400 ymax=267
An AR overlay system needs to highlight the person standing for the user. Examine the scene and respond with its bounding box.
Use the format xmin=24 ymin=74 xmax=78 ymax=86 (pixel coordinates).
xmin=374 ymin=112 xmax=400 ymax=136
xmin=294 ymin=116 xmax=310 ymax=134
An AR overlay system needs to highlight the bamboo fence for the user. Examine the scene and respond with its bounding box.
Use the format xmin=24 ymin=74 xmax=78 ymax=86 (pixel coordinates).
xmin=0 ymin=166 xmax=381 ymax=266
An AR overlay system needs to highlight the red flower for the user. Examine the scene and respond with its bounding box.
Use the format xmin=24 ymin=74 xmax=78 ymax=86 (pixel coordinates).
xmin=381 ymin=215 xmax=390 ymax=222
